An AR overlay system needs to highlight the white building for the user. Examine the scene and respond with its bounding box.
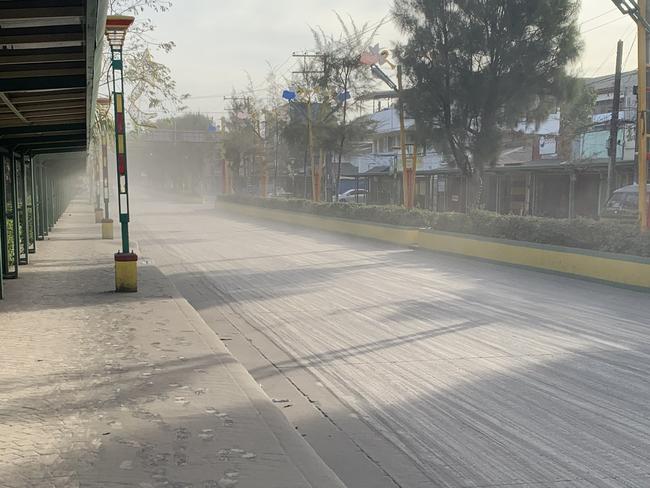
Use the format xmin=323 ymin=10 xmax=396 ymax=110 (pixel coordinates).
xmin=350 ymin=107 xmax=445 ymax=174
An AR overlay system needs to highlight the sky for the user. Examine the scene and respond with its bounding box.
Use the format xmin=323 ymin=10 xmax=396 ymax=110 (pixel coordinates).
xmin=140 ymin=0 xmax=639 ymax=118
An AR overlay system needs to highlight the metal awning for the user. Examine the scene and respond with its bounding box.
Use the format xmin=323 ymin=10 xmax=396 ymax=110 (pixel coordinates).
xmin=485 ymin=159 xmax=636 ymax=174
xmin=0 ymin=0 xmax=106 ymax=155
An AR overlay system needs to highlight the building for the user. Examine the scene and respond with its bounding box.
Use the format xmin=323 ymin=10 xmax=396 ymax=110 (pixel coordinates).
xmin=343 ymin=71 xmax=643 ymax=219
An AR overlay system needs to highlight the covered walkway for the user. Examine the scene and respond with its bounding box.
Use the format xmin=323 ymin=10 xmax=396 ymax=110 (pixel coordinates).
xmin=0 ymin=0 xmax=105 ymax=298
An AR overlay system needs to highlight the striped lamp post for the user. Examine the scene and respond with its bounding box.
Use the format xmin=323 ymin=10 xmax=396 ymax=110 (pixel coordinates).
xmin=106 ymin=15 xmax=137 ymax=292
xmin=97 ymin=97 xmax=113 ymax=240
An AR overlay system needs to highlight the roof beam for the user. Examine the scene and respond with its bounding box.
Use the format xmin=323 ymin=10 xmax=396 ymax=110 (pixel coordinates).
xmin=0 ymin=4 xmax=83 ymax=21
xmin=9 ymin=134 xmax=86 ymax=148
xmin=31 ymin=147 xmax=86 ymax=156
xmin=0 ymin=50 xmax=84 ymax=66
xmin=10 ymin=90 xmax=85 ymax=104
xmin=0 ymin=117 xmax=84 ymax=129
xmin=0 ymin=122 xmax=85 ymax=136
xmin=0 ymin=101 xmax=85 ymax=114
xmin=0 ymin=25 xmax=84 ymax=49
xmin=28 ymin=142 xmax=87 ymax=152
xmin=0 ymin=66 xmax=86 ymax=79
xmin=0 ymin=74 xmax=85 ymax=92
xmin=0 ymin=109 xmax=86 ymax=121
xmin=0 ymin=92 xmax=28 ymax=124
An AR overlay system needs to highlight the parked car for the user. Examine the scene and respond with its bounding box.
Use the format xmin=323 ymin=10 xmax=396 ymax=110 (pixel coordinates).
xmin=602 ymin=184 xmax=650 ymax=220
xmin=338 ymin=189 xmax=368 ymax=203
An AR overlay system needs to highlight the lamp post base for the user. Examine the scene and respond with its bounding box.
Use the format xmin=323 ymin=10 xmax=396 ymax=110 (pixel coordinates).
xmin=101 ymin=219 xmax=114 ymax=240
xmin=115 ymin=252 xmax=137 ymax=293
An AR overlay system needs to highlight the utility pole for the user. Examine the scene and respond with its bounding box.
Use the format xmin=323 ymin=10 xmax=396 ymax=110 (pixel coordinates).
xmin=292 ymin=52 xmax=325 ymax=201
xmin=252 ymin=112 xmax=267 ymax=197
xmin=396 ymin=66 xmax=411 ymax=208
xmin=608 ymin=40 xmax=624 ymax=199
xmin=637 ymin=0 xmax=649 ymax=230
xmin=219 ymin=117 xmax=229 ymax=196
xmin=611 ymin=0 xmax=650 ymax=230
xmin=368 ymin=60 xmax=411 ymax=208
xmin=274 ymin=108 xmax=280 ymax=196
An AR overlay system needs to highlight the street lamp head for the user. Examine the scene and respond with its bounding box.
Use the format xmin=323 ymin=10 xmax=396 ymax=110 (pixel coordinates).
xmin=97 ymin=97 xmax=111 ymax=117
xmin=105 ymin=15 xmax=135 ymax=49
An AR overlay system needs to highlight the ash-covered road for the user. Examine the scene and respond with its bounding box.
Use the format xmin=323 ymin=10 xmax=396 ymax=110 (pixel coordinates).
xmin=134 ymin=197 xmax=650 ymax=488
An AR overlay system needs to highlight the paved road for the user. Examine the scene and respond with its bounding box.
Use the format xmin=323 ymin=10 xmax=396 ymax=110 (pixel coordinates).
xmin=135 ymin=197 xmax=650 ymax=488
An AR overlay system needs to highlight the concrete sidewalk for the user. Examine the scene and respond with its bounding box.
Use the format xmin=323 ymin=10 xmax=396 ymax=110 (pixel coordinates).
xmin=0 ymin=199 xmax=346 ymax=488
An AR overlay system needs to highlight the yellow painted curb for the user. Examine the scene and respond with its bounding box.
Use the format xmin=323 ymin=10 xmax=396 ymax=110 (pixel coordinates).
xmin=219 ymin=202 xmax=650 ymax=290
xmin=417 ymin=231 xmax=650 ymax=289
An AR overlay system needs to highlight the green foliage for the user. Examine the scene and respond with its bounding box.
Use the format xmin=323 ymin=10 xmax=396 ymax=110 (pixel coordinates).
xmin=393 ymin=0 xmax=582 ymax=174
xmin=156 ymin=112 xmax=214 ymax=131
xmin=6 ymin=218 xmax=15 ymax=267
xmin=558 ymin=79 xmax=597 ymax=160
xmin=222 ymin=92 xmax=261 ymax=189
xmin=218 ymin=194 xmax=650 ymax=258
xmin=103 ymin=0 xmax=188 ymax=129
xmin=310 ymin=14 xmax=383 ymax=190
xmin=4 ymin=213 xmax=29 ymax=267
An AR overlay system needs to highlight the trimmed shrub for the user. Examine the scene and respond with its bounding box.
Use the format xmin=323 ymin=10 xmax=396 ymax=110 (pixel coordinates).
xmin=217 ymin=194 xmax=650 ymax=258
xmin=6 ymin=218 xmax=15 ymax=267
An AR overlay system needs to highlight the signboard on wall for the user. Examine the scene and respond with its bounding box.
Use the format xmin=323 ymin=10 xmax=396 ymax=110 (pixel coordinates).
xmin=539 ymin=136 xmax=557 ymax=159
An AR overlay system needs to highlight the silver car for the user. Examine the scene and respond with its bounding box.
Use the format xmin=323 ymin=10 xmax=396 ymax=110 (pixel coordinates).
xmin=338 ymin=189 xmax=368 ymax=203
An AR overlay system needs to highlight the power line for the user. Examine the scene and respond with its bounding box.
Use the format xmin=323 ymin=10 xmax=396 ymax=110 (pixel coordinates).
xmin=579 ymin=7 xmax=619 ymax=27
xmin=586 ymin=22 xmax=636 ymax=78
xmin=182 ymin=16 xmax=392 ymax=114
xmin=623 ymin=36 xmax=637 ymax=68
xmin=581 ymin=15 xmax=628 ymax=35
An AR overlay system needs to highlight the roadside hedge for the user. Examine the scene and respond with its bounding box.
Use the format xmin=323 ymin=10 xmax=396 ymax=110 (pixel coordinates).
xmin=217 ymin=194 xmax=650 ymax=258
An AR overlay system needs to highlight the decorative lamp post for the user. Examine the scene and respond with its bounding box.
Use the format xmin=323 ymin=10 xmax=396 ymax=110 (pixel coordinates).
xmin=93 ymin=145 xmax=103 ymax=223
xmin=97 ymin=97 xmax=113 ymax=240
xmin=105 ymin=15 xmax=138 ymax=292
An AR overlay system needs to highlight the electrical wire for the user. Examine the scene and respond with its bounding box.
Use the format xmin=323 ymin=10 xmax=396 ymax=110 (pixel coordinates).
xmin=186 ymin=17 xmax=392 ymax=104
xmin=585 ymin=22 xmax=636 ymax=78
xmin=581 ymin=15 xmax=628 ymax=35
xmin=579 ymin=7 xmax=619 ymax=27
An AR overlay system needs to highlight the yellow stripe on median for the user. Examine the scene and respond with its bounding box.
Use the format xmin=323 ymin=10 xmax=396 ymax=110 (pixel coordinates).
xmin=219 ymin=202 xmax=650 ymax=290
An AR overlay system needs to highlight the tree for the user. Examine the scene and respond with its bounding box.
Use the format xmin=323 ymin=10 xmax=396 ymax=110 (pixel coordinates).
xmin=393 ymin=0 xmax=582 ymax=185
xmin=129 ymin=112 xmax=218 ymax=194
xmin=558 ymin=79 xmax=596 ymax=160
xmin=222 ymin=91 xmax=260 ymax=193
xmin=156 ymin=112 xmax=214 ymax=131
xmin=311 ymin=14 xmax=382 ymax=199
xmin=103 ymin=0 xmax=188 ymax=128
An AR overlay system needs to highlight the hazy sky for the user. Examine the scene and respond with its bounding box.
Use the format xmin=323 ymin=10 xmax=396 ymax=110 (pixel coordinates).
xmin=141 ymin=0 xmax=638 ymax=118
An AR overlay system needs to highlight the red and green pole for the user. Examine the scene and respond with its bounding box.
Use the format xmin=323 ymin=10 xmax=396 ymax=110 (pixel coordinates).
xmin=107 ymin=20 xmax=133 ymax=254
xmin=106 ymin=15 xmax=138 ymax=292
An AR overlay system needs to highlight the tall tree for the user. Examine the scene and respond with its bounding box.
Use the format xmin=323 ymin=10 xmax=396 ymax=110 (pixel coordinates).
xmin=393 ymin=0 xmax=582 ymax=182
xmin=311 ymin=14 xmax=382 ymax=199
xmin=558 ymin=79 xmax=596 ymax=160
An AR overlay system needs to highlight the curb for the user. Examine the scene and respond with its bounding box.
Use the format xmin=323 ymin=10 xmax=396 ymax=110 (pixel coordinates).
xmin=217 ymin=202 xmax=650 ymax=291
xmin=166 ymin=279 xmax=348 ymax=488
